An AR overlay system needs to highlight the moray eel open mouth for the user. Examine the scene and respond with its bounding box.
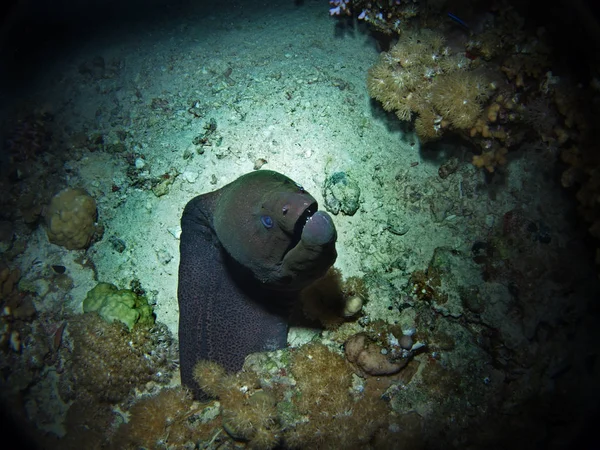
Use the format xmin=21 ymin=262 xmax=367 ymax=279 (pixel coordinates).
xmin=289 ymin=201 xmax=318 ymax=252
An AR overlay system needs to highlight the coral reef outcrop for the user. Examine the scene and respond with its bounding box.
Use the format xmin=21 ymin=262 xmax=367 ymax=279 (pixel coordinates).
xmin=68 ymin=313 xmax=174 ymax=404
xmin=82 ymin=282 xmax=155 ymax=330
xmin=367 ymin=29 xmax=494 ymax=143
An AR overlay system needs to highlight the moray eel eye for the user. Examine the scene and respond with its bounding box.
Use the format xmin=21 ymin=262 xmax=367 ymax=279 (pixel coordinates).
xmin=261 ymin=215 xmax=274 ymax=228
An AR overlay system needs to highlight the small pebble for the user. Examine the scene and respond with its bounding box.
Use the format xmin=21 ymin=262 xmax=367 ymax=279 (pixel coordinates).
xmin=109 ymin=236 xmax=126 ymax=253
xmin=253 ymin=158 xmax=268 ymax=170
xmin=182 ymin=170 xmax=199 ymax=183
xmin=399 ymin=334 xmax=414 ymax=350
xmin=343 ymin=295 xmax=363 ymax=317
xmin=167 ymin=226 xmax=182 ymax=239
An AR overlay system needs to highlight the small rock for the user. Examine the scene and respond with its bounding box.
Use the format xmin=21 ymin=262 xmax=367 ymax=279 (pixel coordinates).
xmin=343 ymin=295 xmax=363 ymax=318
xmin=156 ymin=248 xmax=172 ymax=265
xmin=438 ymin=157 xmax=459 ymax=179
xmin=386 ymin=213 xmax=409 ymax=236
xmin=345 ymin=333 xmax=408 ymax=376
xmin=54 ymin=274 xmax=74 ymax=290
xmin=106 ymin=142 xmax=127 ymax=154
xmin=183 ymin=146 xmax=194 ymax=159
xmin=152 ymin=179 xmax=172 ymax=197
xmin=323 ymin=172 xmax=361 ymax=216
xmin=430 ymin=197 xmax=453 ymax=222
xmin=109 ymin=235 xmax=126 ymax=253
xmin=134 ymin=158 xmax=146 ymax=169
xmin=253 ymin=158 xmax=268 ymax=170
xmin=182 ymin=170 xmax=199 ymax=183
xmin=167 ymin=226 xmax=182 ymax=239
xmin=399 ymin=334 xmax=413 ymax=350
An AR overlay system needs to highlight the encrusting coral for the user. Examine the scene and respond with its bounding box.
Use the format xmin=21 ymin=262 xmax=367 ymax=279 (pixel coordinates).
xmin=82 ymin=282 xmax=155 ymax=330
xmin=68 ymin=312 xmax=175 ymax=403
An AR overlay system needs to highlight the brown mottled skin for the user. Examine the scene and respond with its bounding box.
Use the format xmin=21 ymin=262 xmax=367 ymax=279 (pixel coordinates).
xmin=178 ymin=170 xmax=337 ymax=398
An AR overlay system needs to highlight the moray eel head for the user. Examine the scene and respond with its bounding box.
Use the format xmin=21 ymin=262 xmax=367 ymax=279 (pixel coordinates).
xmin=213 ymin=170 xmax=337 ymax=290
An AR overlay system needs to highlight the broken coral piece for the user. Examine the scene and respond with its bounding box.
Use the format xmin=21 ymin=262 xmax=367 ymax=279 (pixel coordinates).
xmin=345 ymin=333 xmax=408 ymax=376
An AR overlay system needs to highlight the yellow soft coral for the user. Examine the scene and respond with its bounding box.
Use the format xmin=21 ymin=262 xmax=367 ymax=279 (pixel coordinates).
xmin=472 ymin=147 xmax=508 ymax=172
xmin=431 ymin=71 xmax=490 ymax=130
xmin=366 ymin=28 xmax=492 ymax=142
xmin=414 ymin=108 xmax=442 ymax=141
xmin=366 ymin=64 xmax=394 ymax=107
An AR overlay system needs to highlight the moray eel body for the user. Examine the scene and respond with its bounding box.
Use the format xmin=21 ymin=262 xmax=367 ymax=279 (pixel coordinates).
xmin=178 ymin=170 xmax=337 ymax=398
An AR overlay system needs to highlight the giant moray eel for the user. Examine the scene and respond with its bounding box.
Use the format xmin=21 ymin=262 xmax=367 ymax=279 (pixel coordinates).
xmin=178 ymin=170 xmax=337 ymax=398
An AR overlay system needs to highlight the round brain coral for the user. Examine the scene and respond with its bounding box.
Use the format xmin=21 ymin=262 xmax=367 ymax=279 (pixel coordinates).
xmin=45 ymin=187 xmax=98 ymax=250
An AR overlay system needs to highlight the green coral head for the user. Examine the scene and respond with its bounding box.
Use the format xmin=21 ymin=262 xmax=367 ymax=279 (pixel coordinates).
xmin=82 ymin=282 xmax=155 ymax=330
